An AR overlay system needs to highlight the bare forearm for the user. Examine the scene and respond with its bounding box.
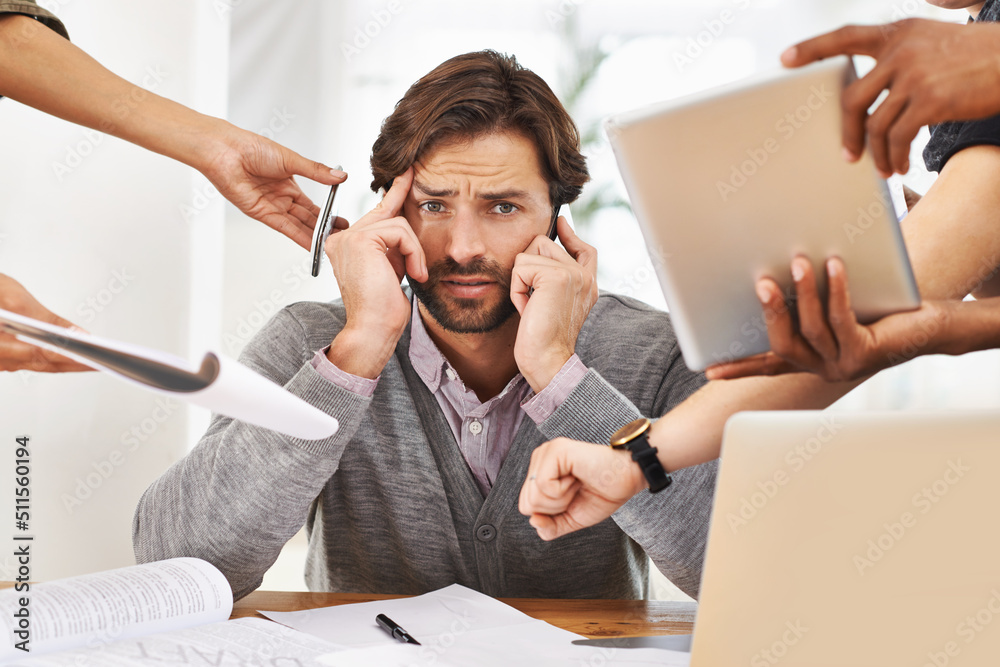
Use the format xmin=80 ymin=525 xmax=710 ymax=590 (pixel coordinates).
xmin=936 ymin=298 xmax=1000 ymax=356
xmin=0 ymin=14 xmax=223 ymax=170
xmin=650 ymin=375 xmax=857 ymax=470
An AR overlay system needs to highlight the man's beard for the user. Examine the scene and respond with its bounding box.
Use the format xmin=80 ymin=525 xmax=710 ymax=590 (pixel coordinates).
xmin=408 ymin=257 xmax=516 ymax=334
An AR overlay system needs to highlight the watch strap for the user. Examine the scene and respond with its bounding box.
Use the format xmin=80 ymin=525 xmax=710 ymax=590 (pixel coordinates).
xmin=625 ymin=431 xmax=672 ymax=494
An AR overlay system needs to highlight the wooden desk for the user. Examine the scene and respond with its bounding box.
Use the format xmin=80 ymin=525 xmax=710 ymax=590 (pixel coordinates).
xmin=233 ymin=591 xmax=696 ymax=639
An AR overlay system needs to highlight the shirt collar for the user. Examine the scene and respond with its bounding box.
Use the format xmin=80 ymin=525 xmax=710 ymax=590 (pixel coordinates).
xmin=407 ymin=296 xmax=529 ymax=407
xmin=408 ymin=296 xmax=448 ymax=393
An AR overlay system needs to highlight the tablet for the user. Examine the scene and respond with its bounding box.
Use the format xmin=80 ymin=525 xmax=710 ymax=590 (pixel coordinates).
xmin=605 ymin=57 xmax=920 ymax=371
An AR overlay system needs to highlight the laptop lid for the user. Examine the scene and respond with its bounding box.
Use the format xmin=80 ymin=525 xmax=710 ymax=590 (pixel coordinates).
xmin=691 ymin=410 xmax=1000 ymax=666
xmin=605 ymin=58 xmax=919 ymax=371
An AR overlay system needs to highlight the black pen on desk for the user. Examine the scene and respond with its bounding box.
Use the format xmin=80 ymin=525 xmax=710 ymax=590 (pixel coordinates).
xmin=376 ymin=613 xmax=421 ymax=645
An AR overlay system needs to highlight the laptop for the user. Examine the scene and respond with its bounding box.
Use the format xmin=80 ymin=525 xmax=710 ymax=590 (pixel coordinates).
xmin=605 ymin=57 xmax=920 ymax=371
xmin=688 ymin=410 xmax=1000 ymax=666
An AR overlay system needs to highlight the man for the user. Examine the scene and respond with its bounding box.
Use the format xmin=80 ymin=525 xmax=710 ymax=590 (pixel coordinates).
xmin=133 ymin=50 xmax=717 ymax=601
xmin=0 ymin=1 xmax=346 ymax=372
xmin=519 ymin=3 xmax=1000 ymax=543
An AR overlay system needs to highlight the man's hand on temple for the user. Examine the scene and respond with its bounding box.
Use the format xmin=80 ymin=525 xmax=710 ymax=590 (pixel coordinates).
xmin=0 ymin=274 xmax=93 ymax=373
xmin=782 ymin=19 xmax=1000 ymax=177
xmin=519 ymin=437 xmax=646 ymax=541
xmin=511 ymin=216 xmax=598 ymax=392
xmin=324 ymin=168 xmax=427 ymax=379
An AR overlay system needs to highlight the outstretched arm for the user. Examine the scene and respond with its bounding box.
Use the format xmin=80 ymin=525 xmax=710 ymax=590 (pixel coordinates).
xmin=0 ymin=13 xmax=346 ymax=248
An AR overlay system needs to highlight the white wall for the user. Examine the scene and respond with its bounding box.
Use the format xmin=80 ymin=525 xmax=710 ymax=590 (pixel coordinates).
xmin=0 ymin=0 xmax=228 ymax=579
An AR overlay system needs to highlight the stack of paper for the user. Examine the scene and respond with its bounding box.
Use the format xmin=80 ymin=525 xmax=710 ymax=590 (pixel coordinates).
xmin=262 ymin=584 xmax=691 ymax=667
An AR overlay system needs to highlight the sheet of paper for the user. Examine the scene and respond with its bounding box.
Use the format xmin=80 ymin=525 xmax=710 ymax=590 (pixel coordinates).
xmin=316 ymin=620 xmax=691 ymax=667
xmin=0 ymin=308 xmax=338 ymax=440
xmin=8 ymin=618 xmax=344 ymax=666
xmin=261 ymin=584 xmax=691 ymax=667
xmin=0 ymin=558 xmax=232 ymax=660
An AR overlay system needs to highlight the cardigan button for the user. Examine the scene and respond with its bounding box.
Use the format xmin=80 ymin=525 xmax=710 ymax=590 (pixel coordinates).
xmin=476 ymin=524 xmax=497 ymax=542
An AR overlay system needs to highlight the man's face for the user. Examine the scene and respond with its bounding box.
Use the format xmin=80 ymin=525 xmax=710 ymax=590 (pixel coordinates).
xmin=403 ymin=131 xmax=553 ymax=334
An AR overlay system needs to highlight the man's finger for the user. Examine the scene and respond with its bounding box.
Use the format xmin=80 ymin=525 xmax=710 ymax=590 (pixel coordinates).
xmin=372 ymin=217 xmax=426 ymax=283
xmin=555 ymin=217 xmax=598 ymax=272
xmin=781 ymin=24 xmax=887 ymax=68
xmin=374 ymin=166 xmax=413 ymax=218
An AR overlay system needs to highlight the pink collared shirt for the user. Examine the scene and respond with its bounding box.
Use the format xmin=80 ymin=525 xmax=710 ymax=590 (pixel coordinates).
xmin=310 ymin=300 xmax=588 ymax=496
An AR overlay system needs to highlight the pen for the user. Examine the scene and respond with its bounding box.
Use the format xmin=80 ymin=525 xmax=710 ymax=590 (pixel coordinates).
xmin=376 ymin=613 xmax=421 ymax=645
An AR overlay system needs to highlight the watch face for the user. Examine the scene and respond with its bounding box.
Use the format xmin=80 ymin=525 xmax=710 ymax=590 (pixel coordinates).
xmin=610 ymin=417 xmax=651 ymax=447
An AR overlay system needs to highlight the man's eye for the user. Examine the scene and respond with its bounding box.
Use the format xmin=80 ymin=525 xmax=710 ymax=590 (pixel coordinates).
xmin=420 ymin=201 xmax=444 ymax=213
xmin=493 ymin=203 xmax=518 ymax=215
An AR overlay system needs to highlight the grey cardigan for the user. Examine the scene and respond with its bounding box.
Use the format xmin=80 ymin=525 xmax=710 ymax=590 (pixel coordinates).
xmin=133 ymin=292 xmax=717 ymax=600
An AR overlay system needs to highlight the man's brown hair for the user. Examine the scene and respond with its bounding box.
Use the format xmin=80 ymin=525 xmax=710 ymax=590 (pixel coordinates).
xmin=370 ymin=50 xmax=589 ymax=209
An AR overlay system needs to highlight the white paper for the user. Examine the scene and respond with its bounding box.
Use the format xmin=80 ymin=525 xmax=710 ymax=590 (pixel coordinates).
xmin=261 ymin=584 xmax=690 ymax=667
xmin=0 ymin=308 xmax=338 ymax=440
xmin=0 ymin=558 xmax=232 ymax=661
xmin=6 ymin=618 xmax=344 ymax=666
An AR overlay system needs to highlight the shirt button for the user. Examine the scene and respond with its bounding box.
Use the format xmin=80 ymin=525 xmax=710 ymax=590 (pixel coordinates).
xmin=468 ymin=420 xmax=483 ymax=435
xmin=476 ymin=524 xmax=496 ymax=542
xmin=445 ymin=368 xmax=458 ymax=381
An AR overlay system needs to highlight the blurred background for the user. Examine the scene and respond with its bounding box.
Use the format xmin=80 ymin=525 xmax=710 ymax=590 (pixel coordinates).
xmin=1 ymin=0 xmax=990 ymax=600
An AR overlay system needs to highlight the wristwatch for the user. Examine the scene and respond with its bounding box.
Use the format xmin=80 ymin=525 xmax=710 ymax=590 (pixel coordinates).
xmin=609 ymin=418 xmax=672 ymax=493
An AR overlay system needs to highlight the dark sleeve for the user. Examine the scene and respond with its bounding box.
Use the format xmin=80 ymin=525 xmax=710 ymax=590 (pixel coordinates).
xmin=0 ymin=0 xmax=69 ymax=40
xmin=923 ymin=114 xmax=1000 ymax=173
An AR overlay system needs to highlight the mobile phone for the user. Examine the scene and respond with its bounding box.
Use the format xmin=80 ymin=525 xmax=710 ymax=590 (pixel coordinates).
xmin=547 ymin=207 xmax=559 ymax=241
xmin=310 ymin=181 xmax=340 ymax=277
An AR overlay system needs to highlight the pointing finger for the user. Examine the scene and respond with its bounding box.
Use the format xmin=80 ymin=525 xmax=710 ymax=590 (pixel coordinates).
xmin=374 ymin=167 xmax=414 ymax=218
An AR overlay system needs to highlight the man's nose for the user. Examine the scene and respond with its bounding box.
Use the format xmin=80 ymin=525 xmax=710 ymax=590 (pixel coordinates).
xmin=445 ymin=208 xmax=487 ymax=265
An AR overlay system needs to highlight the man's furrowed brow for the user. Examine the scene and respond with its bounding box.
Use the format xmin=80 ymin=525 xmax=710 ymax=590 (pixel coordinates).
xmin=478 ymin=189 xmax=531 ymax=201
xmin=413 ymin=181 xmax=457 ymax=197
